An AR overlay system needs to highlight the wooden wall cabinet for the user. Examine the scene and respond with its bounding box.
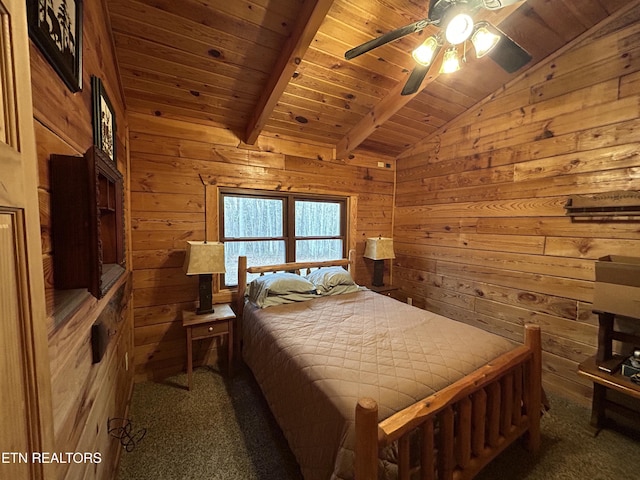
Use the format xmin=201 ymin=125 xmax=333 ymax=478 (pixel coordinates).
xmin=51 ymin=146 xmax=125 ymax=299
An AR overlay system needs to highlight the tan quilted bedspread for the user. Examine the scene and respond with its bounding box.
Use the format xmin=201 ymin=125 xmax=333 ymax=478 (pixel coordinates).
xmin=242 ymin=289 xmax=515 ymax=480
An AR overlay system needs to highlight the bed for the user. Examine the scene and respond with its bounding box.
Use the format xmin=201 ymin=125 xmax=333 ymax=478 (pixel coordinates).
xmin=236 ymin=253 xmax=542 ymax=480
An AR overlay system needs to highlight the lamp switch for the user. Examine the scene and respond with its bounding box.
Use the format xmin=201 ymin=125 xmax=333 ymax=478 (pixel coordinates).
xmin=407 ymin=297 xmax=413 ymax=306
xmin=377 ymin=161 xmax=385 ymax=167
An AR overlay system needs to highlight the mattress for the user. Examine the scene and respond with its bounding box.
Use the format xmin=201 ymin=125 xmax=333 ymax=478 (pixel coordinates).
xmin=242 ymin=289 xmax=515 ymax=480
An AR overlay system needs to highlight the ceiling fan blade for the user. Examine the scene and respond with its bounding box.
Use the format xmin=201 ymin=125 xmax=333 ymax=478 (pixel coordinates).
xmin=345 ymin=19 xmax=432 ymax=60
xmin=480 ymin=0 xmax=524 ymax=10
xmin=488 ymin=27 xmax=532 ymax=73
xmin=401 ymin=64 xmax=431 ymax=96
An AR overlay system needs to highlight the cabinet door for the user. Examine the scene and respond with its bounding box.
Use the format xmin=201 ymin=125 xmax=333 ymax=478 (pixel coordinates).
xmin=0 ymin=1 xmax=54 ymax=479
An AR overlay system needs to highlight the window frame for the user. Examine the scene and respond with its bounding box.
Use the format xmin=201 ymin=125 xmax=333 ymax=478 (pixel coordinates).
xmin=219 ymin=188 xmax=348 ymax=283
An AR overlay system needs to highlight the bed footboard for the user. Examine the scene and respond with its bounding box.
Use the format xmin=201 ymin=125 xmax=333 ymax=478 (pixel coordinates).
xmin=355 ymin=323 xmax=542 ymax=480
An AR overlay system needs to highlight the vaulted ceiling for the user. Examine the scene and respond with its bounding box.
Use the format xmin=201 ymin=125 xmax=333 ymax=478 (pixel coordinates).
xmin=106 ymin=0 xmax=629 ymax=159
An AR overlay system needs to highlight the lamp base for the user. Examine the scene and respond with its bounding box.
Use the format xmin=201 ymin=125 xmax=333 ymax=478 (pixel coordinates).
xmin=196 ymin=273 xmax=215 ymax=315
xmin=372 ymin=259 xmax=385 ymax=287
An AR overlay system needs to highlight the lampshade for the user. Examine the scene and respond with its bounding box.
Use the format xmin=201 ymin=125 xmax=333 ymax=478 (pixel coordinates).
xmin=471 ymin=23 xmax=501 ymax=58
xmin=364 ymin=237 xmax=395 ymax=260
xmin=412 ymin=36 xmax=439 ymax=67
xmin=440 ymin=48 xmax=461 ymax=74
xmin=183 ymin=241 xmax=226 ymax=275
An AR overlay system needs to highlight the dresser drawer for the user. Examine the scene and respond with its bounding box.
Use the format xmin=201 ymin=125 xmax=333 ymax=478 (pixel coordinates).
xmin=191 ymin=320 xmax=229 ymax=339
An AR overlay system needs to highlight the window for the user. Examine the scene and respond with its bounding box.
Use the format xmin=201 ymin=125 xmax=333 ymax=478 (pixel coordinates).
xmin=220 ymin=189 xmax=347 ymax=286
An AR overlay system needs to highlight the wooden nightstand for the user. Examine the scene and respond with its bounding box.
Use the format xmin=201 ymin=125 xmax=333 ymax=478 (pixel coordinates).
xmin=183 ymin=304 xmax=236 ymax=390
xmin=370 ymin=285 xmax=398 ymax=297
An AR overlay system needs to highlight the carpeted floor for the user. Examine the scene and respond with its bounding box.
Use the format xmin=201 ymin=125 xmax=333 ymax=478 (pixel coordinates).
xmin=117 ymin=366 xmax=640 ymax=480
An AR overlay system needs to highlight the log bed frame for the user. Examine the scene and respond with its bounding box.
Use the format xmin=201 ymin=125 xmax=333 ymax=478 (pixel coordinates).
xmin=236 ymin=252 xmax=542 ymax=480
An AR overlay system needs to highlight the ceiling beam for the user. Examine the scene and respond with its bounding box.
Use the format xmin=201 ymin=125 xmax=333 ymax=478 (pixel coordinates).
xmin=244 ymin=0 xmax=335 ymax=145
xmin=335 ymin=55 xmax=443 ymax=160
xmin=335 ymin=3 xmax=523 ymax=159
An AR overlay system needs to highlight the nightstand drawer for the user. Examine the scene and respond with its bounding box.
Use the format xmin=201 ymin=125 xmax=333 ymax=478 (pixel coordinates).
xmin=191 ymin=320 xmax=229 ymax=339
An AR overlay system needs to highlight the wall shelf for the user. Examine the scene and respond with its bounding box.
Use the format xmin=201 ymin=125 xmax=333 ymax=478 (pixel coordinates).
xmin=565 ymin=191 xmax=640 ymax=218
xmin=51 ymin=146 xmax=126 ymax=299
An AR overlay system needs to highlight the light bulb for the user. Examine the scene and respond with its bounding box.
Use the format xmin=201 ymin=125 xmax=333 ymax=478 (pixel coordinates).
xmin=445 ymin=13 xmax=474 ymax=45
xmin=412 ymin=36 xmax=438 ymax=66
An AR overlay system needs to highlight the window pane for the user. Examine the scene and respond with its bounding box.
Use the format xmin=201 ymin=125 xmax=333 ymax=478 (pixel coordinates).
xmin=224 ymin=196 xmax=283 ymax=238
xmin=296 ymin=239 xmax=343 ymax=262
xmin=295 ymin=200 xmax=341 ymax=237
xmin=224 ymin=240 xmax=285 ymax=286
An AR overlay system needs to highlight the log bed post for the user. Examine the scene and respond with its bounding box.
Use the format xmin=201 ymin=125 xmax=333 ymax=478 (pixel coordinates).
xmin=524 ymin=323 xmax=542 ymax=453
xmin=236 ymin=255 xmax=247 ymax=359
xmin=355 ymin=398 xmax=379 ymax=480
xmin=348 ymin=248 xmax=356 ymax=280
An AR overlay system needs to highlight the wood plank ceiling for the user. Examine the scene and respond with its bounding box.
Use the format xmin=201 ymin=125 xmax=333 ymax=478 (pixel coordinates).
xmin=107 ymin=0 xmax=629 ymax=159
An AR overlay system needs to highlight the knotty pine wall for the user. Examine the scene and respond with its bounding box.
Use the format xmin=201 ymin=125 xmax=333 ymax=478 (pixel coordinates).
xmin=394 ymin=13 xmax=640 ymax=405
xmin=128 ymin=112 xmax=395 ymax=381
xmin=30 ymin=1 xmax=133 ymax=478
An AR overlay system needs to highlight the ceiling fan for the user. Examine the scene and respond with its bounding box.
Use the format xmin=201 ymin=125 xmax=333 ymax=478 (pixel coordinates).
xmin=345 ymin=0 xmax=532 ymax=96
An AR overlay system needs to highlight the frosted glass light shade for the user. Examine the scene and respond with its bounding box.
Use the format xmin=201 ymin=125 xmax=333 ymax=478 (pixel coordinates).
xmin=472 ymin=25 xmax=501 ymax=58
xmin=412 ymin=36 xmax=439 ymax=66
xmin=440 ymin=48 xmax=461 ymax=74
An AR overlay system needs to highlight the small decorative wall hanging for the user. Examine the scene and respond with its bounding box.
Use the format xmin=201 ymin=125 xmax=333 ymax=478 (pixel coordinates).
xmin=27 ymin=0 xmax=83 ymax=92
xmin=91 ymin=76 xmax=117 ymax=164
xmin=565 ymin=191 xmax=640 ymax=219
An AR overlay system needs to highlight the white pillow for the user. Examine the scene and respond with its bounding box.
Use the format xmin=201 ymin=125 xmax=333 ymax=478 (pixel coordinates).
xmin=306 ymin=267 xmax=356 ymax=294
xmin=248 ymin=272 xmax=315 ymax=307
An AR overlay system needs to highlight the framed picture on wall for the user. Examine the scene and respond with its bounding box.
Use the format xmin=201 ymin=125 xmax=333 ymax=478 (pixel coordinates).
xmin=91 ymin=76 xmax=117 ymax=164
xmin=27 ymin=0 xmax=83 ymax=92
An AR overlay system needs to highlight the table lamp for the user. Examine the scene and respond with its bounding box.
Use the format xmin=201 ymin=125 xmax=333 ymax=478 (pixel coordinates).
xmin=364 ymin=237 xmax=395 ymax=287
xmin=183 ymin=241 xmax=226 ymax=314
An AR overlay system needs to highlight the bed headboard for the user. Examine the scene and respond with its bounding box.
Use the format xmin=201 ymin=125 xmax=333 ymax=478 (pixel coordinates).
xmin=236 ymin=249 xmax=356 ymax=321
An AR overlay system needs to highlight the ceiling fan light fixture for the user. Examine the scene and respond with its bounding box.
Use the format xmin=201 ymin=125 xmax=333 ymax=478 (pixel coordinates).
xmin=444 ymin=13 xmax=474 ymax=45
xmin=440 ymin=47 xmax=461 ymax=74
xmin=471 ymin=24 xmax=501 ymax=58
xmin=411 ymin=36 xmax=439 ymax=66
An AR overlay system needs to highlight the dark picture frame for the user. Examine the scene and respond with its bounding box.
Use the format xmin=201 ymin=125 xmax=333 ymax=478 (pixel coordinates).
xmin=91 ymin=76 xmax=117 ymax=164
xmin=27 ymin=0 xmax=83 ymax=92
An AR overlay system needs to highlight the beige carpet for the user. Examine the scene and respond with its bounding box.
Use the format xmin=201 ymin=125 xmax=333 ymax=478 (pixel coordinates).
xmin=117 ymin=366 xmax=640 ymax=480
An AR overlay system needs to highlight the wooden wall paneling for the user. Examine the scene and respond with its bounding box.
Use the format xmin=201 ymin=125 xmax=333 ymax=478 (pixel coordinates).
xmin=394 ymin=13 xmax=640 ymax=404
xmin=394 ymin=229 xmax=546 ymax=255
xmin=130 ymin=133 xmax=287 ymax=169
xmin=134 ymin=303 xmax=196 ymax=328
xmin=438 ymin=273 xmax=578 ymax=321
xmin=394 ymin=197 xmax=567 ymax=220
xmin=513 ymin=143 xmax=640 ymax=182
xmin=125 ymin=98 xmax=249 ymax=131
xmin=131 ymin=249 xmax=185 ymax=270
xmin=476 ymin=217 xmax=640 ymax=240
xmin=544 ymin=237 xmax=640 ymax=259
xmin=131 ymin=229 xmax=205 ymax=251
xmin=128 ymin=112 xmax=239 ymax=145
xmin=473 ymin=298 xmax=597 ymax=346
xmin=393 ymin=241 xmax=594 ymax=282
xmin=620 ymin=70 xmax=640 ymax=98
xmin=435 ymin=261 xmax=593 ymax=303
